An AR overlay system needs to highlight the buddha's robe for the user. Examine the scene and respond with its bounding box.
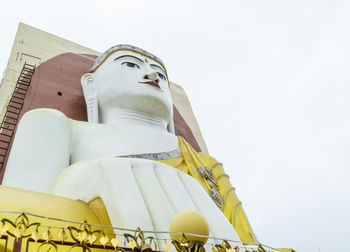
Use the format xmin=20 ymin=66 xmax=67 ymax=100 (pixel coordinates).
xmin=158 ymin=137 xmax=257 ymax=244
xmin=49 ymin=137 xmax=256 ymax=244
xmin=49 ymin=157 xmax=241 ymax=248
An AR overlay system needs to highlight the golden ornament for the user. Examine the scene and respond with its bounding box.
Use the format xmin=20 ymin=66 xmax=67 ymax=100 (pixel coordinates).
xmin=162 ymin=241 xmax=171 ymax=251
xmin=31 ymin=229 xmax=40 ymax=242
xmin=169 ymin=210 xmax=209 ymax=243
xmin=43 ymin=229 xmax=53 ymax=242
xmin=88 ymin=234 xmax=97 ymax=245
xmin=100 ymin=234 xmax=109 ymax=247
xmin=14 ymin=226 xmax=23 ymax=239
xmin=111 ymin=237 xmax=120 ymax=249
xmin=77 ymin=230 xmax=88 ymax=243
xmin=0 ymin=222 xmax=9 ymax=237
xmin=128 ymin=240 xmax=137 ymax=250
xmin=58 ymin=229 xmax=68 ymax=242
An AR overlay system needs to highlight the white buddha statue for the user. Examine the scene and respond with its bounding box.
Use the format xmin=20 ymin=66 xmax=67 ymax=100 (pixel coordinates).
xmin=2 ymin=45 xmax=256 ymax=246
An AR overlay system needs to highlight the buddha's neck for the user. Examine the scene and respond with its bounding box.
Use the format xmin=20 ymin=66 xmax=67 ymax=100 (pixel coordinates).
xmin=100 ymin=108 xmax=169 ymax=132
xmin=70 ymin=108 xmax=178 ymax=162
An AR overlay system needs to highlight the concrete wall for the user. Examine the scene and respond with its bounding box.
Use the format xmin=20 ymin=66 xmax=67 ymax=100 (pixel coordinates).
xmin=0 ymin=22 xmax=100 ymax=122
xmin=170 ymin=82 xmax=208 ymax=154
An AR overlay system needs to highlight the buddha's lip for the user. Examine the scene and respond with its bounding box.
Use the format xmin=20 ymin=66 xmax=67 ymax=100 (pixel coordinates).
xmin=138 ymin=81 xmax=160 ymax=89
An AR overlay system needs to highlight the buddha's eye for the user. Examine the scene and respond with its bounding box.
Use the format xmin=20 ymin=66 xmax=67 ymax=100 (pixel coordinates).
xmin=122 ymin=62 xmax=140 ymax=69
xmin=157 ymin=72 xmax=166 ymax=81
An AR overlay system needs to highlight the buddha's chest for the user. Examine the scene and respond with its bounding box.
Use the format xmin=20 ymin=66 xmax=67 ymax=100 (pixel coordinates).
xmin=69 ymin=122 xmax=178 ymax=164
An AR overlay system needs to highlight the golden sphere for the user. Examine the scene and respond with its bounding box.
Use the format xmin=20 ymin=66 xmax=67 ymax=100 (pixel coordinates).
xmin=169 ymin=210 xmax=209 ymax=243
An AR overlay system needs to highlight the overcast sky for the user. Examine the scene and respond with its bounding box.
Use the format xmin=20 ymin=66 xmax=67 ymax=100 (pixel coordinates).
xmin=1 ymin=1 xmax=349 ymax=251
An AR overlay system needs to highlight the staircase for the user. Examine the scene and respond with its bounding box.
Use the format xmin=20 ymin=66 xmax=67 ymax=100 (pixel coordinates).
xmin=0 ymin=62 xmax=36 ymax=173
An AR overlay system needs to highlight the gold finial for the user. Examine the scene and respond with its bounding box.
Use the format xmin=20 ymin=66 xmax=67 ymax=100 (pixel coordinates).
xmin=169 ymin=210 xmax=209 ymax=243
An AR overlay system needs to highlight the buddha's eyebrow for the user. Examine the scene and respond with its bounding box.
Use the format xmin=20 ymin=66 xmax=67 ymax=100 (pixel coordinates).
xmin=114 ymin=55 xmax=143 ymax=63
xmin=151 ymin=64 xmax=165 ymax=73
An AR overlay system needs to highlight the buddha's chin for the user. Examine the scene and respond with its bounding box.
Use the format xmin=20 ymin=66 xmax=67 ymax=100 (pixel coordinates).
xmin=99 ymin=94 xmax=172 ymax=120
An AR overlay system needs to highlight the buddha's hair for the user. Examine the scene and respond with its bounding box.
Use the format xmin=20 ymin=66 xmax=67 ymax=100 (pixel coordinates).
xmin=89 ymin=44 xmax=166 ymax=73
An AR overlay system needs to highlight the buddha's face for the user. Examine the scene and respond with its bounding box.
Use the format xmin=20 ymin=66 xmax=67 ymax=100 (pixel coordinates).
xmin=92 ymin=50 xmax=172 ymax=121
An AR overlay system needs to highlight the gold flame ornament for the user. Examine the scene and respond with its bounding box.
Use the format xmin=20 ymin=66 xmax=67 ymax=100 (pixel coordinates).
xmin=111 ymin=237 xmax=120 ymax=249
xmin=58 ymin=229 xmax=68 ymax=242
xmin=211 ymin=247 xmax=217 ymax=252
xmin=162 ymin=241 xmax=171 ymax=251
xmin=0 ymin=222 xmax=9 ymax=237
xmin=88 ymin=233 xmax=97 ymax=245
xmin=31 ymin=228 xmax=40 ymax=242
xmin=43 ymin=229 xmax=53 ymax=242
xmin=77 ymin=230 xmax=88 ymax=243
xmin=128 ymin=240 xmax=137 ymax=250
xmin=14 ymin=226 xmax=23 ymax=239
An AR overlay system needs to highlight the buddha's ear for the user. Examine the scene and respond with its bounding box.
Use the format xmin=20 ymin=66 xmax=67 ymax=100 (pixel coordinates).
xmin=81 ymin=73 xmax=99 ymax=123
xmin=168 ymin=119 xmax=175 ymax=135
xmin=168 ymin=105 xmax=175 ymax=134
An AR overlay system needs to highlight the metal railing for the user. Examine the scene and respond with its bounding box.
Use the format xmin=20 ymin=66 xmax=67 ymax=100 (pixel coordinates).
xmin=0 ymin=211 xmax=291 ymax=252
xmin=0 ymin=62 xmax=35 ymax=173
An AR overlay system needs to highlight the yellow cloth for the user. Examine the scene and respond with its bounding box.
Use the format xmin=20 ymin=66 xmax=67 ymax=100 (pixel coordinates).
xmin=0 ymin=186 xmax=112 ymax=227
xmin=0 ymin=186 xmax=113 ymax=251
xmin=158 ymin=137 xmax=258 ymax=244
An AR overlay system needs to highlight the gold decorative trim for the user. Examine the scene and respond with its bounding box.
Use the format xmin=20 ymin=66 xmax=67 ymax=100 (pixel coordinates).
xmin=0 ymin=211 xmax=288 ymax=252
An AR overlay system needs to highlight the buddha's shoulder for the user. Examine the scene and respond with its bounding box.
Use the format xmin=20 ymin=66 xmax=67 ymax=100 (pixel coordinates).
xmin=20 ymin=109 xmax=105 ymax=134
xmin=22 ymin=108 xmax=69 ymax=121
xmin=18 ymin=109 xmax=74 ymax=132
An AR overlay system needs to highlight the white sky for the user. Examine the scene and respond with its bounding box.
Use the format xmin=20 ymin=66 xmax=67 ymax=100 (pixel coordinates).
xmin=1 ymin=1 xmax=349 ymax=251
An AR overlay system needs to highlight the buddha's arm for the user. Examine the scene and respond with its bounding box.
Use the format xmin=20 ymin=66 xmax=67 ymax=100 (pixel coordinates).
xmin=2 ymin=109 xmax=72 ymax=193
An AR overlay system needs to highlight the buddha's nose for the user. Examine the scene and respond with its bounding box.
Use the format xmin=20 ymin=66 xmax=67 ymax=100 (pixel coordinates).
xmin=144 ymin=72 xmax=158 ymax=81
xmin=143 ymin=62 xmax=159 ymax=82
